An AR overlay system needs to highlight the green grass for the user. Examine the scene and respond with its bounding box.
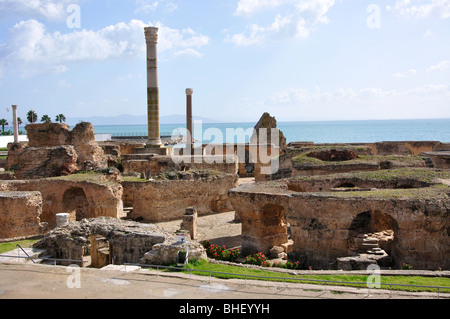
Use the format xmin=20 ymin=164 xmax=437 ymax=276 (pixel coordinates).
xmin=155 ymin=259 xmax=450 ymax=293
xmin=0 ymin=239 xmax=40 ymax=254
xmin=292 ymin=153 xmax=426 ymax=168
xmin=122 ymin=176 xmax=148 ymax=182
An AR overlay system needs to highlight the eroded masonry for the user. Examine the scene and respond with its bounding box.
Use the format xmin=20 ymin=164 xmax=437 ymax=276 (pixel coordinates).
xmin=0 ymin=114 xmax=449 ymax=271
xmin=0 ymin=26 xmax=448 ymax=271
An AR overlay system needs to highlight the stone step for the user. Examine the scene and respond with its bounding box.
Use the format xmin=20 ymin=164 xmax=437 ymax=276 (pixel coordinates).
xmin=0 ymin=247 xmax=48 ymax=263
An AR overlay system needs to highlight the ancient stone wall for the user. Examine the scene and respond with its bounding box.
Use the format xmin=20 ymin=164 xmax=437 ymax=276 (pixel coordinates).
xmin=424 ymin=152 xmax=450 ymax=169
xmin=122 ymin=154 xmax=239 ymax=177
xmin=33 ymin=217 xmax=206 ymax=266
xmin=124 ymin=171 xmax=238 ymax=223
xmin=15 ymin=146 xmax=79 ymax=179
xmin=0 ymin=178 xmax=123 ymax=228
xmin=287 ymin=194 xmax=449 ymax=270
xmin=229 ymin=183 xmax=450 ymax=270
xmin=18 ymin=122 xmax=106 ymax=178
xmin=0 ymin=191 xmax=44 ymax=239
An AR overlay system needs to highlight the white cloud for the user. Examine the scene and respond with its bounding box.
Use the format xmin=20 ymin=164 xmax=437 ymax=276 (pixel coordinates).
xmin=134 ymin=0 xmax=159 ymax=13
xmin=0 ymin=19 xmax=209 ymax=78
xmin=173 ymin=48 xmax=203 ymax=58
xmin=423 ymin=28 xmax=434 ymax=37
xmin=266 ymin=84 xmax=450 ymax=119
xmin=0 ymin=0 xmax=78 ymax=22
xmin=387 ymin=0 xmax=450 ymax=19
xmin=235 ymin=0 xmax=291 ymax=16
xmin=393 ymin=69 xmax=417 ymax=78
xmin=270 ymin=84 xmax=450 ymax=104
xmin=228 ymin=0 xmax=335 ymax=46
xmin=134 ymin=0 xmax=177 ymax=14
xmin=426 ymin=60 xmax=450 ymax=72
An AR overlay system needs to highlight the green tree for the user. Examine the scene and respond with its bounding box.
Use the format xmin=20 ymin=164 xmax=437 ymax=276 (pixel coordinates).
xmin=17 ymin=117 xmax=22 ymax=130
xmin=0 ymin=119 xmax=8 ymax=133
xmin=55 ymin=114 xmax=66 ymax=123
xmin=27 ymin=110 xmax=38 ymax=124
xmin=41 ymin=114 xmax=52 ymax=123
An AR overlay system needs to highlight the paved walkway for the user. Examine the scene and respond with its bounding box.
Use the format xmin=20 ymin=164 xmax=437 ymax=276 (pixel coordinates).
xmin=0 ymin=262 xmax=448 ymax=300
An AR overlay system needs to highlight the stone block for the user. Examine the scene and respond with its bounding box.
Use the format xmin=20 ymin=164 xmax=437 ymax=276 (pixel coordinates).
xmin=0 ymin=191 xmax=43 ymax=239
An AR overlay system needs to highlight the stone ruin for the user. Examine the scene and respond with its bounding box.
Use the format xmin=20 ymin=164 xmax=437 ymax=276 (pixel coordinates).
xmin=6 ymin=122 xmax=106 ymax=179
xmin=32 ymin=217 xmax=206 ymax=267
xmin=229 ymin=168 xmax=450 ymax=270
xmin=1 ymin=112 xmax=450 ymax=271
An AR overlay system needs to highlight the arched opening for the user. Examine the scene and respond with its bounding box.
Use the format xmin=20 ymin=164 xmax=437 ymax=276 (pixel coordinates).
xmin=63 ymin=187 xmax=90 ymax=221
xmin=244 ymin=149 xmax=255 ymax=174
xmin=347 ymin=210 xmax=399 ymax=267
xmin=336 ymin=182 xmax=356 ymax=189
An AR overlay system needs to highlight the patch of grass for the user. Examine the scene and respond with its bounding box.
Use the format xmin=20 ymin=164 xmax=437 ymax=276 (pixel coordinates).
xmin=319 ymin=185 xmax=449 ymax=200
xmin=0 ymin=239 xmax=40 ymax=254
xmin=156 ymin=259 xmax=450 ymax=293
xmin=121 ymin=176 xmax=148 ymax=183
xmin=291 ymin=168 xmax=450 ymax=184
xmin=292 ymin=152 xmax=427 ymax=168
xmin=50 ymin=171 xmax=120 ymax=186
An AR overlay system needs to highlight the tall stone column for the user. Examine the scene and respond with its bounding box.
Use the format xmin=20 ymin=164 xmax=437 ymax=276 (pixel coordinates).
xmin=11 ymin=105 xmax=19 ymax=143
xmin=186 ymin=88 xmax=193 ymax=147
xmin=145 ymin=27 xmax=162 ymax=147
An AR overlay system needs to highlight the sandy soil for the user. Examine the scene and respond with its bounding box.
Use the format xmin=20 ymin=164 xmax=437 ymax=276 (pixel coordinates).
xmin=152 ymin=177 xmax=254 ymax=249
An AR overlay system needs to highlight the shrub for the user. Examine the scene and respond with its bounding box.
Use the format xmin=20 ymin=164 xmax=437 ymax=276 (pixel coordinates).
xmin=202 ymin=240 xmax=240 ymax=262
xmin=243 ymin=252 xmax=268 ymax=267
xmin=401 ymin=263 xmax=413 ymax=270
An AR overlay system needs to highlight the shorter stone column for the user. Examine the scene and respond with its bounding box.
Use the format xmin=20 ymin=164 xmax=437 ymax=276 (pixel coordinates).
xmin=180 ymin=206 xmax=198 ymax=240
xmin=56 ymin=213 xmax=70 ymax=227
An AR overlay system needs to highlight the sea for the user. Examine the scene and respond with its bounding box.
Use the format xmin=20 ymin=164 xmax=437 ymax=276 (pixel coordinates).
xmin=90 ymin=119 xmax=450 ymax=145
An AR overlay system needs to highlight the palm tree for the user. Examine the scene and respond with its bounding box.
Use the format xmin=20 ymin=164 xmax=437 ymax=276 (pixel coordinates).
xmin=27 ymin=110 xmax=38 ymax=124
xmin=55 ymin=114 xmax=66 ymax=123
xmin=41 ymin=115 xmax=52 ymax=123
xmin=0 ymin=119 xmax=8 ymax=133
xmin=17 ymin=117 xmax=22 ymax=130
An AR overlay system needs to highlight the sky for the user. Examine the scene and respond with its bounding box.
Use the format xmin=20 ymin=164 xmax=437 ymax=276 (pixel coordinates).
xmin=0 ymin=0 xmax=449 ymax=125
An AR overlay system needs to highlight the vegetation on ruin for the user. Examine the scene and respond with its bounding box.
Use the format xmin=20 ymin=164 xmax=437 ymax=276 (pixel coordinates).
xmin=0 ymin=239 xmax=40 ymax=254
xmin=292 ymin=152 xmax=427 ymax=167
xmin=154 ymin=169 xmax=222 ymax=181
xmin=292 ymin=168 xmax=450 ymax=184
xmin=319 ymin=185 xmax=449 ymax=200
xmin=49 ymin=170 xmax=120 ymax=186
xmin=172 ymin=259 xmax=450 ymax=293
xmin=121 ymin=176 xmax=148 ymax=182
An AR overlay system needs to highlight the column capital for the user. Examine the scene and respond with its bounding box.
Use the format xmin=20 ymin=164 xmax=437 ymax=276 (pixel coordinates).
xmin=145 ymin=27 xmax=158 ymax=43
xmin=185 ymin=88 xmax=194 ymax=95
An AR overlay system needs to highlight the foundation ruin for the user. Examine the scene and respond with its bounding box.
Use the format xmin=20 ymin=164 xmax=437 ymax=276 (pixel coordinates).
xmin=1 ymin=25 xmax=449 ymax=272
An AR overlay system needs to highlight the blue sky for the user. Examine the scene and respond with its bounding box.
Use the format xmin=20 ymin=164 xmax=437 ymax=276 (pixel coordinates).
xmin=0 ymin=0 xmax=449 ymax=125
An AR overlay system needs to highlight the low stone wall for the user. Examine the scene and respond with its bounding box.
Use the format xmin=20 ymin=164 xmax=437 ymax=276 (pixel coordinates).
xmin=0 ymin=177 xmax=123 ymax=228
xmin=0 ymin=191 xmax=43 ymax=239
xmin=424 ymin=152 xmax=450 ymax=169
xmin=368 ymin=141 xmax=448 ymax=156
xmin=124 ymin=171 xmax=238 ymax=223
xmin=122 ymin=154 xmax=239 ymax=177
xmin=287 ymin=175 xmax=432 ymax=192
